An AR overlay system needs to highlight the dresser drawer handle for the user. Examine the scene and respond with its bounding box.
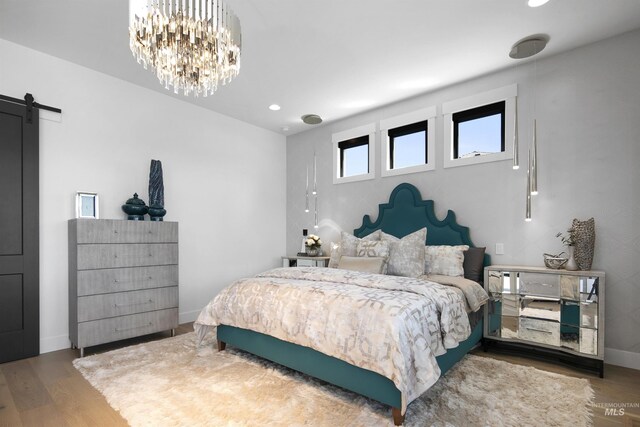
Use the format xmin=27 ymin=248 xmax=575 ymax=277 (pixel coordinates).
xmin=115 ymin=322 xmax=153 ymax=332
xmin=114 ymin=279 xmax=119 ymax=283
xmin=523 ymin=327 xmax=553 ymax=334
xmin=114 ymin=299 xmax=153 ymax=308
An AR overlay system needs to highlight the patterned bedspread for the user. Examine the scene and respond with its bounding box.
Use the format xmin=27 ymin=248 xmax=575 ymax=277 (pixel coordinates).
xmin=194 ymin=267 xmax=471 ymax=413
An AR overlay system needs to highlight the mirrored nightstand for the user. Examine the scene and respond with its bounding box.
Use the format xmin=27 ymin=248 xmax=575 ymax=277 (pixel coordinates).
xmin=484 ymin=265 xmax=605 ymax=377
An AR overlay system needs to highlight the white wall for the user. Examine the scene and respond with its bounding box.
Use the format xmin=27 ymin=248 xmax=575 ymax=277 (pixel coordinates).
xmin=0 ymin=39 xmax=287 ymax=353
xmin=286 ymin=30 xmax=640 ymax=369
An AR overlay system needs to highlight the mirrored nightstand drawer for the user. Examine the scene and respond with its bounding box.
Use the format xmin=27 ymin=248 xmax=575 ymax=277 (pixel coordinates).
xmin=520 ymin=296 xmax=561 ymax=322
xmin=519 ymin=272 xmax=560 ymax=297
xmin=518 ymin=317 xmax=560 ymax=346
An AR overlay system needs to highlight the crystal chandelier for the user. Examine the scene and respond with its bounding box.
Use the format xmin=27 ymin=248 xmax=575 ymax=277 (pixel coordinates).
xmin=129 ymin=0 xmax=241 ymax=97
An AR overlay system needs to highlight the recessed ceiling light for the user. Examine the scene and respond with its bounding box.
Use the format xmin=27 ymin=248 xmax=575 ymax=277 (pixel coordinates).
xmin=528 ymin=0 xmax=550 ymax=7
xmin=301 ymin=114 xmax=322 ymax=125
xmin=269 ymin=104 xmax=281 ymax=111
xmin=281 ymin=126 xmax=289 ymax=132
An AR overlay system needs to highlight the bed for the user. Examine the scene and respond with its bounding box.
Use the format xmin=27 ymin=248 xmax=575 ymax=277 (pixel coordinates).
xmin=195 ymin=183 xmax=490 ymax=425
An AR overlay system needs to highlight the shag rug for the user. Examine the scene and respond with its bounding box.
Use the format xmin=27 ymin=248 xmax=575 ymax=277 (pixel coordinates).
xmin=73 ymin=332 xmax=594 ymax=426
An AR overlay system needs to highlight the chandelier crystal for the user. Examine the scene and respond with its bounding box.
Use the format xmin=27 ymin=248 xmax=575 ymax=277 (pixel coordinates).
xmin=129 ymin=0 xmax=241 ymax=97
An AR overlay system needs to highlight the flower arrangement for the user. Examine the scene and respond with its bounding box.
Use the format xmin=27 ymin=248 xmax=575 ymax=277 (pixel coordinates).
xmin=305 ymin=234 xmax=322 ymax=249
xmin=556 ymin=226 xmax=576 ymax=247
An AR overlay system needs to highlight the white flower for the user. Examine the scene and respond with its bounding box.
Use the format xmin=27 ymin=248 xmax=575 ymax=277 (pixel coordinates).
xmin=306 ymin=238 xmax=314 ymax=246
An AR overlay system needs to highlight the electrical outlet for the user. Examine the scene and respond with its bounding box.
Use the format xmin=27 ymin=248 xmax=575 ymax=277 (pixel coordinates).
xmin=495 ymin=243 xmax=505 ymax=255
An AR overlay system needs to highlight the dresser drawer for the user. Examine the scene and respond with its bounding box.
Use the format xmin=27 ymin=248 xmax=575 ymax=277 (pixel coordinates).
xmin=580 ymin=328 xmax=598 ymax=356
xmin=77 ymin=243 xmax=178 ymax=270
xmin=75 ymin=219 xmax=178 ymax=244
xmin=560 ymin=275 xmax=580 ymax=300
xmin=77 ymin=308 xmax=178 ymax=348
xmin=519 ymin=272 xmax=560 ymax=297
xmin=520 ymin=296 xmax=561 ymax=322
xmin=77 ymin=265 xmax=178 ymax=296
xmin=518 ymin=317 xmax=560 ymax=346
xmin=77 ymin=287 xmax=178 ymax=322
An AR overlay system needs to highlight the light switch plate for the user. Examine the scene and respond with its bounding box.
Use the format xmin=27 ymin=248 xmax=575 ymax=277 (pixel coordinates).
xmin=495 ymin=243 xmax=505 ymax=255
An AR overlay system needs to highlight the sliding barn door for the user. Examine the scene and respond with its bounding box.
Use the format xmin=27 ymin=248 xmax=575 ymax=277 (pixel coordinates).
xmin=0 ymin=99 xmax=39 ymax=363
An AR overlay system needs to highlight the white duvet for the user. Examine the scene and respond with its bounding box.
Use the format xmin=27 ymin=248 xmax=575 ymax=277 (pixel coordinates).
xmin=195 ymin=267 xmax=474 ymax=414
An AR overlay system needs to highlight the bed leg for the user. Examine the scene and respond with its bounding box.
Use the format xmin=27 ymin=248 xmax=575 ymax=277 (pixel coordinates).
xmin=217 ymin=340 xmax=226 ymax=351
xmin=391 ymin=407 xmax=404 ymax=426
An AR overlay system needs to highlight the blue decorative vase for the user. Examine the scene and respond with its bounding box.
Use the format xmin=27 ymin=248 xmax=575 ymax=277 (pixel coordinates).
xmin=148 ymin=160 xmax=166 ymax=221
xmin=122 ymin=193 xmax=148 ymax=220
xmin=148 ymin=205 xmax=167 ymax=222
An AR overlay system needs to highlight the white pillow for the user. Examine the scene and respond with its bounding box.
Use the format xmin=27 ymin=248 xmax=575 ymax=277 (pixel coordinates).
xmin=338 ymin=256 xmax=386 ymax=274
xmin=328 ymin=230 xmax=381 ymax=268
xmin=424 ymin=245 xmax=469 ymax=277
xmin=381 ymin=228 xmax=427 ymax=278
xmin=356 ymin=240 xmax=391 ymax=274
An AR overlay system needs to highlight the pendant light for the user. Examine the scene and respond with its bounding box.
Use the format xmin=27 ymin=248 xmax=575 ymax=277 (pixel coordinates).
xmin=513 ymin=98 xmax=520 ymax=170
xmin=510 ymin=34 xmax=548 ymax=221
xmin=525 ymin=149 xmax=532 ymax=222
xmin=304 ymin=165 xmax=310 ymax=213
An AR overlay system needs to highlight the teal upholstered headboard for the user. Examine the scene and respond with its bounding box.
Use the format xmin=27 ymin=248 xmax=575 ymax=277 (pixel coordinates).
xmin=354 ymin=183 xmax=490 ymax=266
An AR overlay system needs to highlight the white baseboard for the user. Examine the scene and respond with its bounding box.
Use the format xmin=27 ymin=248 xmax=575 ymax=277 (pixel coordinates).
xmin=179 ymin=309 xmax=201 ymax=324
xmin=40 ymin=334 xmax=70 ymax=354
xmin=605 ymin=347 xmax=640 ymax=371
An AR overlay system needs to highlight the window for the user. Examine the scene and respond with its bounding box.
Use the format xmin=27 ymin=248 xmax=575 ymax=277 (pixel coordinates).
xmin=443 ymin=85 xmax=517 ymax=168
xmin=389 ymin=121 xmax=427 ymax=169
xmin=380 ymin=107 xmax=435 ymax=177
xmin=453 ymin=101 xmax=505 ymax=159
xmin=339 ymin=136 xmax=369 ymax=177
xmin=332 ymin=123 xmax=376 ymax=184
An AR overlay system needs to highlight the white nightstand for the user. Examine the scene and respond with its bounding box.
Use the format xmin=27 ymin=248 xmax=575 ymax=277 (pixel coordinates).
xmin=282 ymin=256 xmax=330 ymax=268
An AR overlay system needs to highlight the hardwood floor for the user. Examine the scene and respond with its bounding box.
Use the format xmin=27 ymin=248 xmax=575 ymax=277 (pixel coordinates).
xmin=0 ymin=324 xmax=638 ymax=426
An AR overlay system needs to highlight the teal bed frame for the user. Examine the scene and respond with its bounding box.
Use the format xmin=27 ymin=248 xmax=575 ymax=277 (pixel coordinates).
xmin=217 ymin=183 xmax=490 ymax=425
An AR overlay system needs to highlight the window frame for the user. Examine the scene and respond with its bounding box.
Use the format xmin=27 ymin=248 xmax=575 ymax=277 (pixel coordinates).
xmin=443 ymin=85 xmax=517 ymax=168
xmin=389 ymin=121 xmax=427 ymax=169
xmin=380 ymin=107 xmax=436 ymax=177
xmin=452 ymin=100 xmax=505 ymax=159
xmin=338 ymin=135 xmax=369 ymax=177
xmin=332 ymin=123 xmax=376 ymax=184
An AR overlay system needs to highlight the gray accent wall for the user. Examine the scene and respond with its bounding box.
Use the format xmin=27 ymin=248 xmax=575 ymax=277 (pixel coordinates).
xmin=286 ymin=30 xmax=640 ymax=364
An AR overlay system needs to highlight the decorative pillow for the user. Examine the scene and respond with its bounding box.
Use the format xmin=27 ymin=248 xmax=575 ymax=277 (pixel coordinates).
xmin=338 ymin=256 xmax=386 ymax=274
xmin=424 ymin=245 xmax=469 ymax=277
xmin=328 ymin=230 xmax=381 ymax=268
xmin=381 ymin=227 xmax=427 ymax=278
xmin=356 ymin=240 xmax=391 ymax=274
xmin=463 ymin=247 xmax=486 ymax=284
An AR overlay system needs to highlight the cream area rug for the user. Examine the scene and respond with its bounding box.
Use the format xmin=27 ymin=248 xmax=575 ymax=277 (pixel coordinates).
xmin=73 ymin=332 xmax=594 ymax=427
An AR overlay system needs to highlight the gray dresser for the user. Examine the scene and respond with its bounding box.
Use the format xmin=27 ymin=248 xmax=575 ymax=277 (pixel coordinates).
xmin=69 ymin=219 xmax=179 ymax=356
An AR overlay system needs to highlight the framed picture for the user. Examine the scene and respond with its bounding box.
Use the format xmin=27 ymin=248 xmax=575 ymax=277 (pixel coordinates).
xmin=76 ymin=192 xmax=99 ymax=219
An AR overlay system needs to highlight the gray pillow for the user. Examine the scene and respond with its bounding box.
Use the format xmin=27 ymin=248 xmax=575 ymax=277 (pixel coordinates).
xmin=381 ymin=228 xmax=427 ymax=278
xmin=463 ymin=247 xmax=486 ymax=284
xmin=328 ymin=230 xmax=381 ymax=268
